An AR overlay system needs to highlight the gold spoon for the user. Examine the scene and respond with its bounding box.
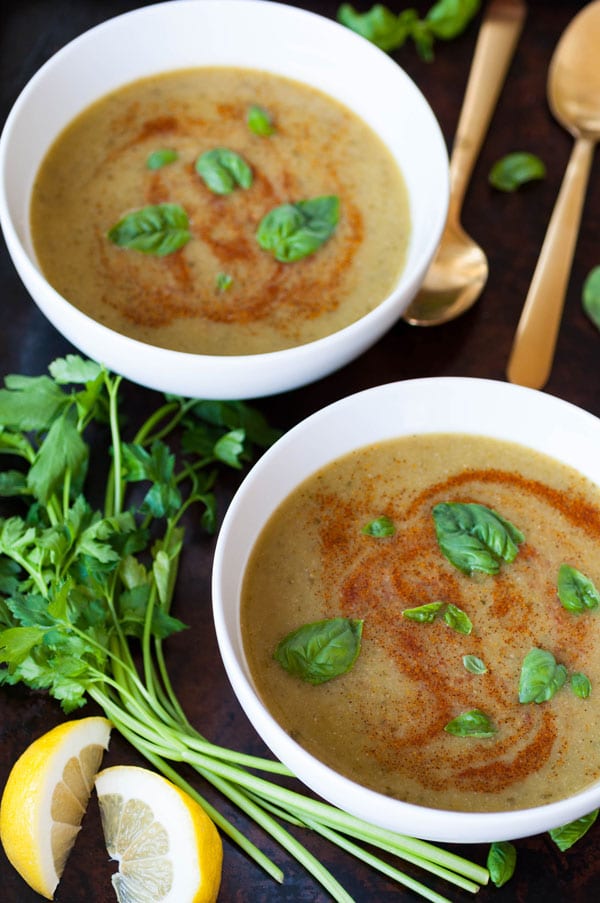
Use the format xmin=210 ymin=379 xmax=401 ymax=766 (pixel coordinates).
xmin=403 ymin=0 xmax=526 ymax=326
xmin=507 ymin=1 xmax=600 ymax=388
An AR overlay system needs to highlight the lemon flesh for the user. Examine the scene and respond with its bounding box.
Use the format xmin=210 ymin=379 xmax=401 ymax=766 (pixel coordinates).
xmin=0 ymin=716 xmax=112 ymax=899
xmin=95 ymin=765 xmax=223 ymax=903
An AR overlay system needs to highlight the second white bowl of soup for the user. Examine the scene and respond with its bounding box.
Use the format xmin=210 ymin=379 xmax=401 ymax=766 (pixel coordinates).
xmin=0 ymin=0 xmax=448 ymax=399
xmin=213 ymin=378 xmax=600 ymax=842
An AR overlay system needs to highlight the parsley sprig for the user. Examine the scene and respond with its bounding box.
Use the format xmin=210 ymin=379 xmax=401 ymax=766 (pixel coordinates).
xmin=0 ymin=356 xmax=488 ymax=900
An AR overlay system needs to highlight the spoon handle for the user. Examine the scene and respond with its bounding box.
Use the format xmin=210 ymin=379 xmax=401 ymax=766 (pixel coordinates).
xmin=449 ymin=0 xmax=527 ymax=213
xmin=506 ymin=136 xmax=595 ymax=389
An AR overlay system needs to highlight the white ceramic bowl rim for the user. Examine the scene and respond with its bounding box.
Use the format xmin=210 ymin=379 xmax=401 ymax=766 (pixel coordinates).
xmin=212 ymin=377 xmax=600 ymax=843
xmin=0 ymin=0 xmax=448 ymax=399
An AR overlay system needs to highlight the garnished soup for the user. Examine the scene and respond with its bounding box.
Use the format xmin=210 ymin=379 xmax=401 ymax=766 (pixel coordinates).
xmin=241 ymin=434 xmax=600 ymax=813
xmin=30 ymin=67 xmax=410 ymax=355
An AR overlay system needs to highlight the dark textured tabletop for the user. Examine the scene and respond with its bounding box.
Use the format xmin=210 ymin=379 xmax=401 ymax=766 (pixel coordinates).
xmin=1 ymin=1 xmax=600 ymax=901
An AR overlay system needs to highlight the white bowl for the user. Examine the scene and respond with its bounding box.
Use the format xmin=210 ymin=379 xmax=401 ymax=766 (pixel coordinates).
xmin=0 ymin=0 xmax=448 ymax=400
xmin=212 ymin=377 xmax=600 ymax=843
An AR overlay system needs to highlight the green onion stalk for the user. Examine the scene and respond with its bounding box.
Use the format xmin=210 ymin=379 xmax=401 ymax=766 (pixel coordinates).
xmin=0 ymin=357 xmax=489 ymax=901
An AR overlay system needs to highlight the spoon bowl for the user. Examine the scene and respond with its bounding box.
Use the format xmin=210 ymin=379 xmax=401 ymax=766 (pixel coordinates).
xmin=507 ymin=1 xmax=600 ymax=388
xmin=403 ymin=0 xmax=526 ymax=326
xmin=403 ymin=218 xmax=488 ymax=324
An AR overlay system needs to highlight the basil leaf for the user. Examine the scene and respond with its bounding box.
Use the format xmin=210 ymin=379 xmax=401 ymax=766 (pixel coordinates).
xmin=518 ymin=648 xmax=568 ymax=704
xmin=247 ymin=104 xmax=275 ymax=137
xmin=549 ymin=810 xmax=599 ymax=852
xmin=108 ymin=203 xmax=191 ymax=256
xmin=426 ymin=0 xmax=480 ymax=40
xmin=487 ymin=841 xmax=516 ymax=887
xmin=444 ymin=709 xmax=496 ymax=739
xmin=146 ymin=148 xmax=178 ymax=170
xmin=215 ymin=272 xmax=233 ymax=293
xmin=443 ymin=602 xmax=472 ymax=635
xmin=432 ymin=502 xmax=524 ymax=576
xmin=337 ymin=4 xmax=418 ymax=52
xmin=582 ymin=266 xmax=600 ymax=331
xmin=571 ymin=672 xmax=592 ymax=699
xmin=463 ymin=654 xmax=487 ymax=674
xmin=362 ymin=515 xmax=395 ymax=537
xmin=558 ymin=563 xmax=600 ymax=614
xmin=337 ymin=1 xmax=479 ymax=60
xmin=402 ymin=601 xmax=444 ymax=623
xmin=274 ymin=617 xmax=363 ymax=685
xmin=489 ymin=152 xmax=546 ymax=192
xmin=195 ymin=148 xmax=253 ymax=194
xmin=257 ymin=196 xmax=339 ymax=263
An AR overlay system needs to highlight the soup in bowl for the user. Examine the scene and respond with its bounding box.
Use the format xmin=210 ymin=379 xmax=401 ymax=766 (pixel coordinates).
xmin=0 ymin=0 xmax=448 ymax=399
xmin=212 ymin=378 xmax=600 ymax=842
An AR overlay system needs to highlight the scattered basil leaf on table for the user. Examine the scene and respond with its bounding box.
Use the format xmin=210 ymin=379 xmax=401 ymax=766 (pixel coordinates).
xmin=571 ymin=672 xmax=592 ymax=699
xmin=337 ymin=0 xmax=480 ymax=60
xmin=274 ymin=617 xmax=363 ymax=685
xmin=107 ymin=203 xmax=191 ymax=256
xmin=146 ymin=148 xmax=178 ymax=170
xmin=582 ymin=266 xmax=600 ymax=330
xmin=425 ymin=0 xmax=480 ymax=40
xmin=362 ymin=515 xmax=395 ymax=537
xmin=557 ymin=563 xmax=600 ymax=614
xmin=215 ymin=272 xmax=233 ymax=293
xmin=488 ymin=152 xmax=546 ymax=192
xmin=257 ymin=196 xmax=340 ymax=263
xmin=487 ymin=841 xmax=517 ymax=887
xmin=444 ymin=709 xmax=496 ymax=738
xmin=195 ymin=147 xmax=253 ymax=194
xmin=432 ymin=502 xmax=524 ymax=575
xmin=337 ymin=4 xmax=419 ymax=51
xmin=549 ymin=810 xmax=599 ymax=852
xmin=463 ymin=654 xmax=487 ymax=674
xmin=247 ymin=104 xmax=275 ymax=136
xmin=518 ymin=648 xmax=567 ymax=704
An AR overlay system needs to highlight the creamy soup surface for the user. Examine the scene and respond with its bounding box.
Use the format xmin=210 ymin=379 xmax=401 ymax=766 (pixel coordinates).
xmin=242 ymin=434 xmax=600 ymax=813
xmin=30 ymin=67 xmax=410 ymax=355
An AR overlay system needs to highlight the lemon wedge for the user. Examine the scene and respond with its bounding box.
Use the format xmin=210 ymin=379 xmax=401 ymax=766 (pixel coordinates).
xmin=0 ymin=715 xmax=112 ymax=899
xmin=94 ymin=765 xmax=223 ymax=903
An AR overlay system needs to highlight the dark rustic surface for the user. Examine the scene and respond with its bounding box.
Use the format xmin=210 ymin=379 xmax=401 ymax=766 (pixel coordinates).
xmin=1 ymin=1 xmax=599 ymax=901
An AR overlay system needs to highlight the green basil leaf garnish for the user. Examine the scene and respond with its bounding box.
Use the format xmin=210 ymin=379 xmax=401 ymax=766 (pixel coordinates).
xmin=432 ymin=502 xmax=524 ymax=576
xmin=571 ymin=672 xmax=592 ymax=699
xmin=256 ymin=196 xmax=339 ymax=263
xmin=195 ymin=148 xmax=253 ymax=194
xmin=489 ymin=152 xmax=546 ymax=192
xmin=549 ymin=810 xmax=599 ymax=851
xmin=518 ymin=648 xmax=568 ymax=704
xmin=146 ymin=148 xmax=178 ymax=170
xmin=107 ymin=203 xmax=191 ymax=256
xmin=362 ymin=515 xmax=395 ymax=537
xmin=487 ymin=841 xmax=517 ymax=887
xmin=558 ymin=563 xmax=600 ymax=614
xmin=444 ymin=709 xmax=496 ymax=739
xmin=443 ymin=602 xmax=472 ymax=635
xmin=247 ymin=104 xmax=275 ymax=137
xmin=402 ymin=601 xmax=444 ymax=623
xmin=215 ymin=272 xmax=233 ymax=293
xmin=274 ymin=617 xmax=363 ymax=685
xmin=463 ymin=654 xmax=487 ymax=674
xmin=403 ymin=600 xmax=471 ymax=633
xmin=582 ymin=266 xmax=600 ymax=332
